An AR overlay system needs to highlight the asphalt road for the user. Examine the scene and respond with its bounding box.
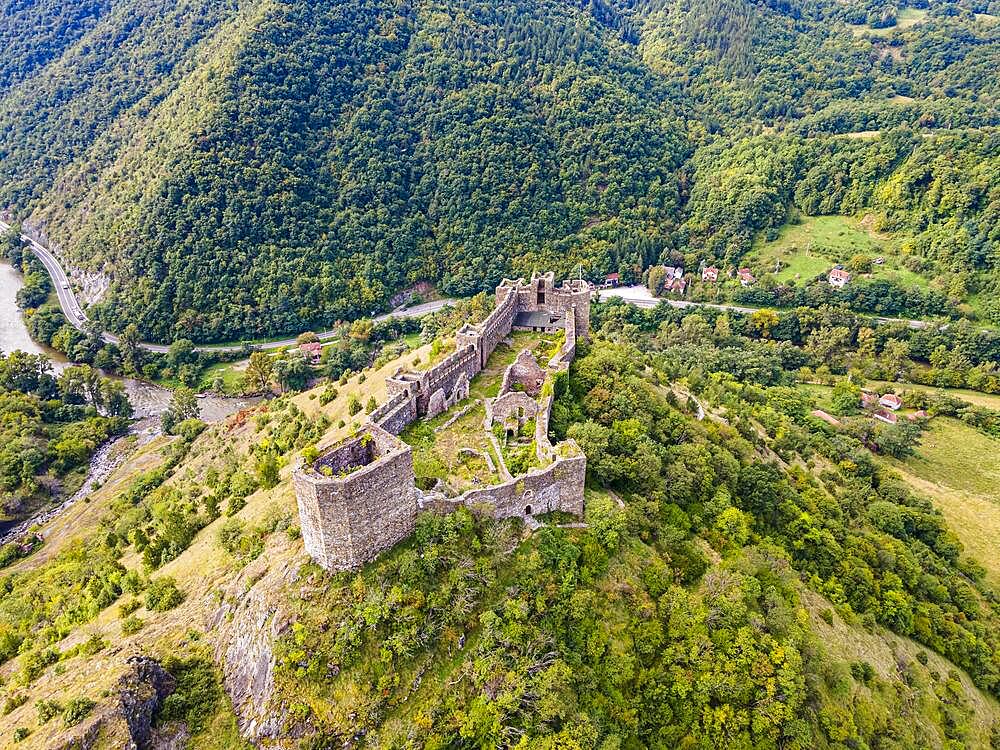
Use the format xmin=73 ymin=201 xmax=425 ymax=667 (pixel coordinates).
xmin=2 ymin=219 xmax=933 ymax=354
xmin=1 ymin=219 xmax=456 ymax=353
xmin=598 ymin=285 xmax=933 ymax=330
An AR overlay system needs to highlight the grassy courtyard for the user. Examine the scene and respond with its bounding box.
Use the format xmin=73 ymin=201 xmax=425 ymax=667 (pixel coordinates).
xmin=400 ymin=331 xmax=558 ymax=493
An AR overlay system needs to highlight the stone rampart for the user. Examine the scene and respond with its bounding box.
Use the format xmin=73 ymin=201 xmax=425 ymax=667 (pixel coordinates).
xmin=534 ymin=394 xmax=555 ymax=463
xmin=419 ymin=345 xmax=479 ymax=416
xmin=458 ymin=448 xmax=586 ymax=519
xmin=369 ymin=391 xmax=417 ymax=436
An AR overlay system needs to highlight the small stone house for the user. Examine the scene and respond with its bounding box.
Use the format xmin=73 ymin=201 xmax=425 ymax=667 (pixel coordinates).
xmin=702 ymin=266 xmax=719 ymax=282
xmin=737 ymin=268 xmax=755 ymax=286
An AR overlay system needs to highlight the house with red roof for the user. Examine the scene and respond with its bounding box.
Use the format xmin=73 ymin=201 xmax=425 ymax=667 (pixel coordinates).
xmin=874 ymin=409 xmax=898 ymax=425
xmin=702 ymin=266 xmax=719 ymax=282
xmin=299 ymin=342 xmax=323 ymax=365
xmin=828 ymin=267 xmax=851 ymax=288
xmin=879 ymin=393 xmax=903 ymax=411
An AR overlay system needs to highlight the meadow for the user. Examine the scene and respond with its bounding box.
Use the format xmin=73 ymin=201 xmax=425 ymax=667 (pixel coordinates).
xmin=749 ymin=214 xmax=929 ymax=288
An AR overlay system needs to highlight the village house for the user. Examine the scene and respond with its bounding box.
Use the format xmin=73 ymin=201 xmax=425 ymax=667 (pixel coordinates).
xmin=659 ymin=266 xmax=687 ymax=295
xmin=702 ymin=266 xmax=719 ymax=282
xmin=737 ymin=268 xmax=755 ymax=286
xmin=908 ymin=410 xmax=928 ymax=422
xmin=829 ymin=267 xmax=851 ymax=289
xmin=663 ymin=276 xmax=687 ymax=295
xmin=299 ymin=341 xmax=323 ymax=365
xmin=861 ymin=392 xmax=878 ymax=408
xmin=603 ymin=272 xmax=620 ymax=288
xmin=879 ymin=393 xmax=903 ymax=411
xmin=874 ymin=409 xmax=898 ymax=425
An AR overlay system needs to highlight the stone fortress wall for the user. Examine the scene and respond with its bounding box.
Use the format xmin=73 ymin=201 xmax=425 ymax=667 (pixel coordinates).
xmin=294 ymin=273 xmax=591 ymax=572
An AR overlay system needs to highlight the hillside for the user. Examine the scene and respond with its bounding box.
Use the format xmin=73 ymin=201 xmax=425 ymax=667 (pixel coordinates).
xmin=1 ymin=0 xmax=998 ymax=342
xmin=5 ymin=299 xmax=1000 ymax=748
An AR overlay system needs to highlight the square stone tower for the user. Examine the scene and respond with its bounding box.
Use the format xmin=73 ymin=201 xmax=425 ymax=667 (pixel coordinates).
xmin=293 ymin=424 xmax=416 ymax=572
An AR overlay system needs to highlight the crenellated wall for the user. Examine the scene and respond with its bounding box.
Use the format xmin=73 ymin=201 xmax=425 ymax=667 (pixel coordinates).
xmin=369 ymin=391 xmax=418 ymax=436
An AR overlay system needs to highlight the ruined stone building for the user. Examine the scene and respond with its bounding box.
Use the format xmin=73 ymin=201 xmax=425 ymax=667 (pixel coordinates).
xmin=292 ymin=424 xmax=416 ymax=572
xmin=293 ymin=274 xmax=590 ymax=572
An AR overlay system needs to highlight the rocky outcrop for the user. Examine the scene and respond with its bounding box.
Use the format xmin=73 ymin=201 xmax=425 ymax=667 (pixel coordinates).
xmin=211 ymin=553 xmax=299 ymax=744
xmin=117 ymin=656 xmax=177 ymax=750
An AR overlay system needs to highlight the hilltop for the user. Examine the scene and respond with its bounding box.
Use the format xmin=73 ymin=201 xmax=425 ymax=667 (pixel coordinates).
xmin=5 ymin=291 xmax=1000 ymax=747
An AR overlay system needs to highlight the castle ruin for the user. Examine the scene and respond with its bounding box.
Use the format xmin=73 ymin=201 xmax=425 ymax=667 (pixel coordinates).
xmin=294 ymin=273 xmax=591 ymax=572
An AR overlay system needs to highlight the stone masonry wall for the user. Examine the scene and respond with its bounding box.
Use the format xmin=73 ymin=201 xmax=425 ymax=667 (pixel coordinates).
xmin=370 ymin=391 xmax=418 ymax=436
xmin=294 ymin=425 xmax=416 ymax=572
xmin=459 ymin=450 xmax=586 ymax=519
xmin=297 ymin=273 xmax=591 ymax=573
xmin=501 ymin=349 xmax=546 ymax=396
xmin=419 ymin=344 xmax=479 ymax=414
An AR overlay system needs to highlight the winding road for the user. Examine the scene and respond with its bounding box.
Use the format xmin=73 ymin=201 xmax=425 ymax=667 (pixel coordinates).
xmin=598 ymin=285 xmax=935 ymax=330
xmin=2 ymin=218 xmax=935 ymax=354
xmin=0 ymin=219 xmax=456 ymax=353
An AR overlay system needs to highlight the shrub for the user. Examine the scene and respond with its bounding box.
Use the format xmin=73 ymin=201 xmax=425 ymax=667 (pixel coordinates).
xmin=144 ymin=577 xmax=185 ymax=612
xmin=347 ymin=395 xmax=362 ymax=416
xmin=62 ymin=697 xmax=95 ymax=727
xmin=36 ymin=698 xmax=61 ymax=723
xmin=121 ymin=615 xmax=145 ymax=635
xmin=157 ymin=655 xmax=222 ymax=734
xmin=18 ymin=648 xmax=59 ymax=685
xmin=13 ymin=727 xmax=29 ymax=742
xmin=119 ymin=598 xmax=141 ymax=617
xmin=2 ymin=692 xmax=27 ymax=716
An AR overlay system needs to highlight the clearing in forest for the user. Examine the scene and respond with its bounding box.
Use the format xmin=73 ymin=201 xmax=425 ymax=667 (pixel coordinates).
xmin=750 ymin=214 xmax=929 ymax=288
xmin=887 ymin=418 xmax=1000 ymax=586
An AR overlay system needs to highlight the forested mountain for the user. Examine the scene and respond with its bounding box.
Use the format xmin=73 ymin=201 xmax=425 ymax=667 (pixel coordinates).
xmin=0 ymin=0 xmax=997 ymax=342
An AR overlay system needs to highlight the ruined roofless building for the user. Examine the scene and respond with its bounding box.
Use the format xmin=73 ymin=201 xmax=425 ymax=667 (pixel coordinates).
xmin=292 ymin=424 xmax=416 ymax=572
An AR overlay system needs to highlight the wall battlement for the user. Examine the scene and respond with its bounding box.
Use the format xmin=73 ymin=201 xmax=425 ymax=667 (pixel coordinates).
xmin=294 ymin=273 xmax=592 ymax=572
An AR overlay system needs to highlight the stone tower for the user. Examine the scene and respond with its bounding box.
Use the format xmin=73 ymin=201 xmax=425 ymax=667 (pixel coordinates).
xmin=292 ymin=424 xmax=416 ymax=572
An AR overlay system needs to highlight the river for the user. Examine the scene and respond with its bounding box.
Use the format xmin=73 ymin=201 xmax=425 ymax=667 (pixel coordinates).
xmin=1 ymin=262 xmax=253 ymax=420
xmin=1 ymin=262 xmax=257 ymax=543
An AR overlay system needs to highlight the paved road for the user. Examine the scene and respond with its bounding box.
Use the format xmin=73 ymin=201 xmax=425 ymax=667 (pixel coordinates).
xmin=598 ymin=285 xmax=934 ymax=330
xmin=3 ymin=218 xmax=935 ymax=353
xmin=1 ymin=219 xmax=456 ymax=353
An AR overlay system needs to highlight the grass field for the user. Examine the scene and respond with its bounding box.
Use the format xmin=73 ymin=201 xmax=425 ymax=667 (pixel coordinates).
xmin=849 ymin=7 xmax=928 ymax=36
xmin=749 ymin=214 xmax=930 ymax=288
xmin=887 ymin=418 xmax=1000 ymax=586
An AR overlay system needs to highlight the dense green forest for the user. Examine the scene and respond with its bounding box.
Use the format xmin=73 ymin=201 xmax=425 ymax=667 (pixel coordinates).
xmin=0 ymin=0 xmax=997 ymax=342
